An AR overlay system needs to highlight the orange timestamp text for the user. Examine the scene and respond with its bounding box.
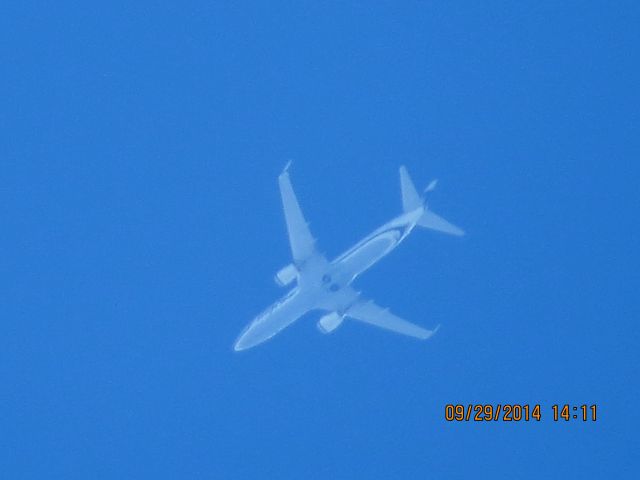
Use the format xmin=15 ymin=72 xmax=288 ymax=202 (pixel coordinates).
xmin=444 ymin=404 xmax=597 ymax=422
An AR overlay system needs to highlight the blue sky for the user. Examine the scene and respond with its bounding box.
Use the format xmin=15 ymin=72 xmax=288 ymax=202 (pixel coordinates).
xmin=2 ymin=1 xmax=638 ymax=478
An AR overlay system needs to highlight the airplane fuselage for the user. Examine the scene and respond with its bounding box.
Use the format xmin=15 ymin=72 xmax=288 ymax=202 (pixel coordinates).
xmin=234 ymin=207 xmax=424 ymax=350
xmin=330 ymin=207 xmax=424 ymax=282
xmin=294 ymin=206 xmax=425 ymax=314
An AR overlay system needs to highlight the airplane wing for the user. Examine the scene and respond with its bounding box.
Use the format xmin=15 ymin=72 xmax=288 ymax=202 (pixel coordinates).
xmin=278 ymin=166 xmax=317 ymax=263
xmin=345 ymin=299 xmax=439 ymax=340
xmin=234 ymin=289 xmax=315 ymax=351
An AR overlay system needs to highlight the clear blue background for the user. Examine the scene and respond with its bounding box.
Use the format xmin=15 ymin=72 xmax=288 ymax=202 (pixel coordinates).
xmin=2 ymin=1 xmax=638 ymax=478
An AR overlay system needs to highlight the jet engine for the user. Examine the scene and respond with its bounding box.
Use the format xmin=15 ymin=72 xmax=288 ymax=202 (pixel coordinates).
xmin=274 ymin=263 xmax=298 ymax=286
xmin=317 ymin=312 xmax=344 ymax=334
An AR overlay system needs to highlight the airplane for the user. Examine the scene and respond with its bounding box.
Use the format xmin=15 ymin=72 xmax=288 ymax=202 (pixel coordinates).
xmin=233 ymin=164 xmax=464 ymax=351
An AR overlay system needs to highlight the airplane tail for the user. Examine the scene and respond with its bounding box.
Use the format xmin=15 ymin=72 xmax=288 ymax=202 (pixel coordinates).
xmin=399 ymin=166 xmax=465 ymax=236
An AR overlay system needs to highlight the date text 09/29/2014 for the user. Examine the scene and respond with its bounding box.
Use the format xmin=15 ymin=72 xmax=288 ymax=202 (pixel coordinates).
xmin=444 ymin=404 xmax=597 ymax=422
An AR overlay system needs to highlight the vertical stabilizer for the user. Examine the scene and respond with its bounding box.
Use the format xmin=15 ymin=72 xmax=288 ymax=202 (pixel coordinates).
xmin=399 ymin=166 xmax=421 ymax=212
xmin=400 ymin=165 xmax=465 ymax=236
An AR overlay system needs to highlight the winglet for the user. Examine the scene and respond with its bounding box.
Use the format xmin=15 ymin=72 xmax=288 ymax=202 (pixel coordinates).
xmin=429 ymin=324 xmax=441 ymax=339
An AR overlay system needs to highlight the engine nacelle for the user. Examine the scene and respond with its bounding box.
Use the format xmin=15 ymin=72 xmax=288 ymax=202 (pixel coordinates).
xmin=317 ymin=312 xmax=344 ymax=334
xmin=274 ymin=263 xmax=298 ymax=287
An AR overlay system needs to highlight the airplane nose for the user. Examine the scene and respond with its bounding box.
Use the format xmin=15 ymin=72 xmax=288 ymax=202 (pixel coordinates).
xmin=233 ymin=333 xmax=252 ymax=351
xmin=233 ymin=324 xmax=268 ymax=351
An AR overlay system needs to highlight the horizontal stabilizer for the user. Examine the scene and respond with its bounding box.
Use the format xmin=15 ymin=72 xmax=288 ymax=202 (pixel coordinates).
xmin=418 ymin=209 xmax=465 ymax=236
xmin=399 ymin=166 xmax=422 ymax=212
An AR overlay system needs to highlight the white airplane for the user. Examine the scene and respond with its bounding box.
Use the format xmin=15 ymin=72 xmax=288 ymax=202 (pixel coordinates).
xmin=233 ymin=164 xmax=464 ymax=351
